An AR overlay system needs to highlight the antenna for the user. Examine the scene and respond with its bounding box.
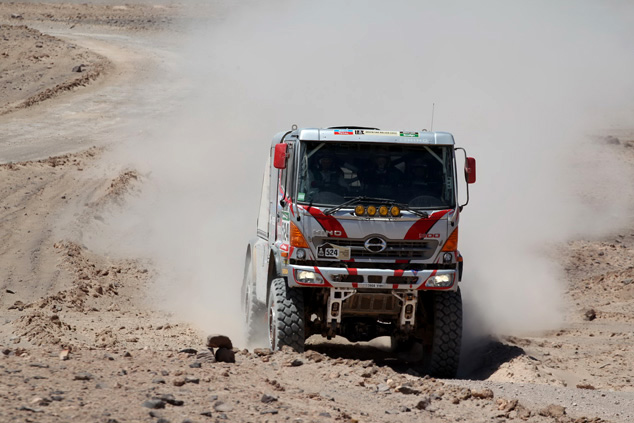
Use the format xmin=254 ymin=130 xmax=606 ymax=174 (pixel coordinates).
xmin=430 ymin=103 xmax=435 ymax=132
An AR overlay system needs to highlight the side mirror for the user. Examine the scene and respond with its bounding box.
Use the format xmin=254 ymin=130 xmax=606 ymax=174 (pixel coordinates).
xmin=273 ymin=144 xmax=288 ymax=169
xmin=465 ymin=157 xmax=476 ymax=184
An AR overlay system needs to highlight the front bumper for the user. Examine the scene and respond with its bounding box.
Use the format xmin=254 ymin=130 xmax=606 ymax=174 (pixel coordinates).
xmin=288 ymin=265 xmax=457 ymax=291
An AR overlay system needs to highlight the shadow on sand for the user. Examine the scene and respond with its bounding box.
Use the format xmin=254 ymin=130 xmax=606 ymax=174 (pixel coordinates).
xmin=304 ymin=335 xmax=526 ymax=381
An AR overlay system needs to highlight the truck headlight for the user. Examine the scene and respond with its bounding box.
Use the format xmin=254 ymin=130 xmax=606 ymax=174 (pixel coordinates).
xmin=427 ymin=274 xmax=453 ymax=287
xmin=296 ymin=249 xmax=306 ymax=259
xmin=295 ymin=270 xmax=324 ymax=284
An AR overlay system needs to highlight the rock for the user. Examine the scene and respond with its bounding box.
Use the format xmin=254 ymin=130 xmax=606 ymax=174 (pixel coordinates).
xmin=30 ymin=397 xmax=51 ymax=407
xmin=415 ymin=397 xmax=431 ymax=410
xmin=185 ymin=377 xmax=200 ymax=384
xmin=396 ymin=385 xmax=420 ymax=395
xmin=576 ymin=383 xmax=596 ymax=390
xmin=261 ymin=394 xmax=278 ymax=403
xmin=59 ymin=349 xmax=70 ymax=361
xmin=539 ymin=404 xmax=566 ymax=417
xmin=584 ymin=309 xmax=597 ymax=321
xmin=5 ymin=289 xmax=15 ymax=294
xmin=156 ymin=394 xmax=184 ymax=406
xmin=142 ymin=399 xmax=165 ymax=409
xmin=152 ymin=378 xmax=166 ymax=384
xmin=285 ymin=358 xmax=304 ymax=367
xmin=399 ymin=405 xmax=411 ymax=412
xmin=377 ymin=383 xmax=390 ymax=393
xmin=254 ymin=348 xmax=273 ymax=356
xmin=304 ymin=350 xmax=324 ymax=362
xmin=10 ymin=13 xmax=23 ymax=19
xmin=215 ymin=348 xmax=235 ymax=363
xmin=71 ymin=64 xmax=85 ymax=73
xmin=196 ymin=351 xmax=216 ymax=363
xmin=206 ymin=334 xmax=233 ymax=350
xmin=73 ymin=372 xmax=94 ymax=381
xmin=179 ymin=348 xmax=197 ymax=354
xmin=213 ymin=401 xmax=233 ymax=412
xmin=18 ymin=406 xmax=42 ymax=413
xmin=622 ymin=278 xmax=633 ymax=285
xmin=260 ymin=409 xmax=279 ymax=415
xmin=470 ymin=388 xmax=494 ymax=399
xmin=189 ymin=362 xmax=202 ymax=368
xmin=172 ymin=377 xmax=186 ymax=387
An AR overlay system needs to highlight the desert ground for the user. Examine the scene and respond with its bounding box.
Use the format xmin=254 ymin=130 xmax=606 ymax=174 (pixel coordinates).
xmin=1 ymin=2 xmax=634 ymax=423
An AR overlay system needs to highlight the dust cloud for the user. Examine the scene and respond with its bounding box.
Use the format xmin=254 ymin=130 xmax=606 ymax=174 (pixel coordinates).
xmin=94 ymin=1 xmax=634 ymax=346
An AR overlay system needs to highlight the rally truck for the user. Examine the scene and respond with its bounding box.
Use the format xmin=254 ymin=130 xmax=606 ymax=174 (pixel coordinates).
xmin=242 ymin=126 xmax=476 ymax=377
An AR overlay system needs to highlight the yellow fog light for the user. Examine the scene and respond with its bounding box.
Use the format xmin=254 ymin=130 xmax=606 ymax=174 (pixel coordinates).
xmin=390 ymin=206 xmax=400 ymax=217
xmin=367 ymin=205 xmax=377 ymax=216
xmin=379 ymin=205 xmax=389 ymax=216
xmin=355 ymin=205 xmax=365 ymax=216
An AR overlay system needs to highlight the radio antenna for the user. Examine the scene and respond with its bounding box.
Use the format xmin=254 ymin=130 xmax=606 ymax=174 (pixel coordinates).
xmin=430 ymin=103 xmax=435 ymax=132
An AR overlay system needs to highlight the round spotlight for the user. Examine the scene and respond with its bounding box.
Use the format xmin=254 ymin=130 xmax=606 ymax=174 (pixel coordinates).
xmin=390 ymin=206 xmax=400 ymax=217
xmin=297 ymin=249 xmax=306 ymax=260
xmin=367 ymin=205 xmax=377 ymax=216
xmin=379 ymin=205 xmax=389 ymax=216
xmin=355 ymin=205 xmax=365 ymax=216
xmin=443 ymin=252 xmax=453 ymax=263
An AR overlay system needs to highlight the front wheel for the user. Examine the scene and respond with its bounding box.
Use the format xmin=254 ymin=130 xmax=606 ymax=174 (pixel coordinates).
xmin=421 ymin=289 xmax=462 ymax=378
xmin=268 ymin=278 xmax=305 ymax=352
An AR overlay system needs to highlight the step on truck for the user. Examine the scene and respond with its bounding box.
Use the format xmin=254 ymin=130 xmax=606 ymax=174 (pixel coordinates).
xmin=242 ymin=126 xmax=476 ymax=377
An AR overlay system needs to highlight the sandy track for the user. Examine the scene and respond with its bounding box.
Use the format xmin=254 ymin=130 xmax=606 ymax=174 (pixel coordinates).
xmin=1 ymin=3 xmax=634 ymax=423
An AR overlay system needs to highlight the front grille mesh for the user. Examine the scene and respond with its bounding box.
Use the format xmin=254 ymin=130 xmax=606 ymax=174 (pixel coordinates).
xmin=319 ymin=237 xmax=438 ymax=260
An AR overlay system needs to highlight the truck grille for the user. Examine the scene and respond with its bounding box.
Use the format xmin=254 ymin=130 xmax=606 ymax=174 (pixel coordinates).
xmin=320 ymin=238 xmax=438 ymax=260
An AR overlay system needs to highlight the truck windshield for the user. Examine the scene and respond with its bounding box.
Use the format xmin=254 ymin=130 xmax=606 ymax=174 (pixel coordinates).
xmin=296 ymin=142 xmax=456 ymax=209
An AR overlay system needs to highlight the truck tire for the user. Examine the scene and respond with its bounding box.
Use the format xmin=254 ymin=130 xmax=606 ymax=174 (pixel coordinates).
xmin=268 ymin=278 xmax=305 ymax=352
xmin=421 ymin=289 xmax=462 ymax=378
xmin=243 ymin=257 xmax=266 ymax=346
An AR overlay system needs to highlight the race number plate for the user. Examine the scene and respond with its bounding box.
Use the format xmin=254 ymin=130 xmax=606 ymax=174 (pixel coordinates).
xmin=317 ymin=243 xmax=351 ymax=260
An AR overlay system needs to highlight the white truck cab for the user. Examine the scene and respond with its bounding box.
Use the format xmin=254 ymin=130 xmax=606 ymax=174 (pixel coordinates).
xmin=243 ymin=126 xmax=476 ymax=377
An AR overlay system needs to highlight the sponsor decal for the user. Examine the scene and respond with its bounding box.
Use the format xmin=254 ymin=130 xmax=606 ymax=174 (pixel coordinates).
xmin=399 ymin=131 xmax=419 ymax=137
xmin=334 ymin=130 xmax=353 ymax=135
xmin=298 ymin=192 xmax=305 ymax=201
xmin=356 ymin=130 xmax=400 ymax=136
xmin=281 ymin=211 xmax=290 ymax=222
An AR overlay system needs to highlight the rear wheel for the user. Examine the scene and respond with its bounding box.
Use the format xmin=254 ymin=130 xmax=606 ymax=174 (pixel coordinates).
xmin=421 ymin=289 xmax=462 ymax=378
xmin=268 ymin=278 xmax=305 ymax=352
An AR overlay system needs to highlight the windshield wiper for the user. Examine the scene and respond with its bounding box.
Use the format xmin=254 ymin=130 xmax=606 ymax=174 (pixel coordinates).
xmin=323 ymin=196 xmax=397 ymax=215
xmin=395 ymin=203 xmax=429 ymax=218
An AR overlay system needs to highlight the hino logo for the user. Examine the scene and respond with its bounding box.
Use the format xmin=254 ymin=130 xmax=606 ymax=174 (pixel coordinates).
xmin=364 ymin=237 xmax=387 ymax=253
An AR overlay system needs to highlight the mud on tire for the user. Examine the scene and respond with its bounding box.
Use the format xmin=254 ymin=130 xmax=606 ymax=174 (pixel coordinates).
xmin=421 ymin=289 xmax=462 ymax=378
xmin=268 ymin=278 xmax=305 ymax=352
